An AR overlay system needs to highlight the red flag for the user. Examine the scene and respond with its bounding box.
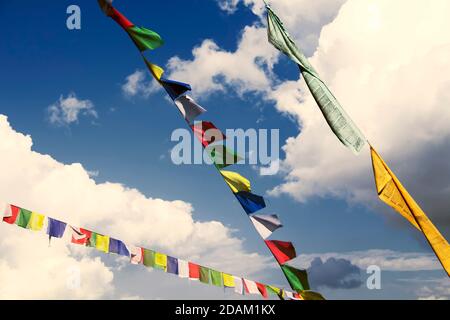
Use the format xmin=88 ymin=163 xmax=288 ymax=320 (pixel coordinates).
xmin=265 ymin=240 xmax=297 ymax=264
xmin=191 ymin=121 xmax=226 ymax=147
xmin=70 ymin=227 xmax=92 ymax=245
xmin=256 ymin=282 xmax=268 ymax=299
xmin=188 ymin=262 xmax=200 ymax=280
xmin=109 ymin=7 xmax=134 ymax=29
xmin=3 ymin=205 xmax=20 ymax=224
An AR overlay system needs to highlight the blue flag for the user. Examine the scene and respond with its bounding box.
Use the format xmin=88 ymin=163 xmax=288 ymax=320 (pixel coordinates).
xmin=167 ymin=256 xmax=179 ymax=275
xmin=109 ymin=238 xmax=130 ymax=257
xmin=235 ymin=191 xmax=266 ymax=214
xmin=161 ymin=78 xmax=191 ymax=100
xmin=47 ymin=218 xmax=67 ymax=239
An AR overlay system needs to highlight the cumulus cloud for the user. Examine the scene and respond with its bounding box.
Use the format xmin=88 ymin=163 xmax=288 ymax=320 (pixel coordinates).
xmin=47 ymin=93 xmax=97 ymax=126
xmin=307 ymin=257 xmax=362 ymax=289
xmin=416 ymin=278 xmax=450 ymax=300
xmin=121 ymin=70 xmax=160 ymax=98
xmin=0 ymin=115 xmax=269 ymax=298
xmin=294 ymin=250 xmax=441 ymax=272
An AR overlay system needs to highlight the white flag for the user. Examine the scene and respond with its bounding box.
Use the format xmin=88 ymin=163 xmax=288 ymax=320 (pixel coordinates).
xmin=178 ymin=259 xmax=189 ymax=278
xmin=174 ymin=95 xmax=206 ymax=124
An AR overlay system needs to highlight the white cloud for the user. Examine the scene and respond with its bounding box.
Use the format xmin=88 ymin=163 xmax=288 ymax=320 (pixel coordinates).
xmin=0 ymin=114 xmax=269 ymax=299
xmin=415 ymin=278 xmax=450 ymax=300
xmin=47 ymin=93 xmax=97 ymax=126
xmin=121 ymin=70 xmax=161 ymax=98
xmin=293 ymin=250 xmax=441 ymax=272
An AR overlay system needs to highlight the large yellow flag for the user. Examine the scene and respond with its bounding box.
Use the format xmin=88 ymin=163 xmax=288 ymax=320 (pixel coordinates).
xmin=28 ymin=212 xmax=45 ymax=231
xmin=220 ymin=171 xmax=251 ymax=193
xmin=370 ymin=146 xmax=450 ymax=276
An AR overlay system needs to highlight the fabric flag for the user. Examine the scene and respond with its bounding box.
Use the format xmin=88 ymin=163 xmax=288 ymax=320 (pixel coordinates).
xmin=210 ymin=270 xmax=223 ymax=287
xmin=143 ymin=249 xmax=156 ymax=268
xmin=94 ymin=234 xmax=110 ymax=253
xmin=370 ymin=146 xmax=450 ymax=276
xmin=281 ymin=264 xmax=310 ymax=291
xmin=249 ymin=214 xmax=282 ymax=239
xmin=199 ymin=266 xmax=210 ymax=284
xmin=16 ymin=208 xmax=32 ymax=229
xmin=129 ymin=246 xmax=143 ymax=265
xmin=28 ymin=212 xmax=45 ymax=231
xmin=188 ymin=262 xmax=200 ymax=280
xmin=265 ymin=240 xmax=296 ymax=265
xmin=236 ymin=192 xmax=266 ymax=215
xmin=167 ymin=256 xmax=179 ymax=275
xmin=178 ymin=259 xmax=189 ymax=278
xmin=243 ymin=279 xmax=260 ymax=295
xmin=70 ymin=227 xmax=92 ymax=245
xmin=233 ymin=277 xmax=244 ymax=295
xmin=109 ymin=238 xmax=130 ymax=257
xmin=266 ymin=285 xmax=282 ymax=296
xmin=143 ymin=57 xmax=165 ymax=81
xmin=174 ymin=95 xmax=207 ymax=124
xmin=161 ymin=79 xmax=192 ymax=101
xmin=220 ymin=171 xmax=251 ymax=194
xmin=266 ymin=5 xmax=366 ymax=154
xmin=98 ymin=1 xmax=164 ymax=52
xmin=256 ymin=282 xmax=268 ymax=299
xmin=47 ymin=218 xmax=66 ymax=239
xmin=222 ymin=273 xmax=235 ymax=288
xmin=206 ymin=144 xmax=242 ymax=170
xmin=155 ymin=252 xmax=168 ymax=271
xmin=3 ymin=204 xmax=20 ymax=224
xmin=191 ymin=121 xmax=226 ymax=147
xmin=299 ymin=291 xmax=326 ymax=300
xmin=87 ymin=232 xmax=97 ymax=248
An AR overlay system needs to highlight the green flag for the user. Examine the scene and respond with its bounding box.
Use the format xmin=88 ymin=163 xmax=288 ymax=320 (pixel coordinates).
xmin=199 ymin=266 xmax=210 ymax=284
xmin=281 ymin=264 xmax=310 ymax=292
xmin=210 ymin=270 xmax=223 ymax=287
xmin=16 ymin=208 xmax=32 ymax=228
xmin=143 ymin=249 xmax=156 ymax=268
xmin=266 ymin=5 xmax=366 ymax=154
xmin=127 ymin=26 xmax=164 ymax=52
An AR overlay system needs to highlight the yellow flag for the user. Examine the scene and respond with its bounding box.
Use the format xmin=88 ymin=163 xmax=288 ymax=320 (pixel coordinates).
xmin=143 ymin=56 xmax=164 ymax=81
xmin=96 ymin=234 xmax=110 ymax=253
xmin=155 ymin=252 xmax=167 ymax=270
xmin=28 ymin=212 xmax=45 ymax=231
xmin=222 ymin=273 xmax=235 ymax=288
xmin=220 ymin=171 xmax=251 ymax=194
xmin=370 ymin=146 xmax=450 ymax=276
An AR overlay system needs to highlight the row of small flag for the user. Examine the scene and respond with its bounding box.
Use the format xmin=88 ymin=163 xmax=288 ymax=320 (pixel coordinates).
xmin=2 ymin=203 xmax=306 ymax=300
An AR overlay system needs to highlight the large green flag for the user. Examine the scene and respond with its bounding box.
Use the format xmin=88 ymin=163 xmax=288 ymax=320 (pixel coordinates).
xmin=199 ymin=266 xmax=210 ymax=284
xmin=210 ymin=270 xmax=223 ymax=287
xmin=16 ymin=208 xmax=32 ymax=229
xmin=266 ymin=5 xmax=366 ymax=154
xmin=126 ymin=26 xmax=164 ymax=52
xmin=281 ymin=264 xmax=310 ymax=292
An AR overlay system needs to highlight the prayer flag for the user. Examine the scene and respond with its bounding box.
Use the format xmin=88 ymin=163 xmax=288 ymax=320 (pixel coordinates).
xmin=189 ymin=262 xmax=200 ymax=280
xmin=109 ymin=238 xmax=130 ymax=257
xmin=167 ymin=256 xmax=179 ymax=275
xmin=95 ymin=234 xmax=110 ymax=253
xmin=143 ymin=249 xmax=156 ymax=268
xmin=47 ymin=218 xmax=66 ymax=239
xmin=199 ymin=266 xmax=210 ymax=284
xmin=243 ymin=279 xmax=260 ymax=295
xmin=299 ymin=291 xmax=326 ymax=300
xmin=161 ymin=79 xmax=192 ymax=101
xmin=371 ymin=146 xmax=450 ymax=276
xmin=16 ymin=208 xmax=32 ymax=229
xmin=191 ymin=121 xmax=226 ymax=147
xmin=70 ymin=227 xmax=92 ymax=245
xmin=143 ymin=57 xmax=165 ymax=81
xmin=155 ymin=252 xmax=168 ymax=271
xmin=256 ymin=282 xmax=268 ymax=299
xmin=220 ymin=171 xmax=251 ymax=193
xmin=235 ymin=192 xmax=266 ymax=214
xmin=178 ymin=259 xmax=189 ymax=278
xmin=234 ymin=277 xmax=244 ymax=295
xmin=28 ymin=212 xmax=45 ymax=231
xmin=281 ymin=264 xmax=310 ymax=291
xmin=174 ymin=95 xmax=207 ymax=124
xmin=3 ymin=204 xmax=19 ymax=224
xmin=207 ymin=145 xmax=242 ymax=169
xmin=266 ymin=5 xmax=366 ymax=154
xmin=249 ymin=214 xmax=282 ymax=239
xmin=129 ymin=246 xmax=143 ymax=264
xmin=210 ymin=270 xmax=223 ymax=287
xmin=265 ymin=240 xmax=296 ymax=265
xmin=223 ymin=273 xmax=235 ymax=288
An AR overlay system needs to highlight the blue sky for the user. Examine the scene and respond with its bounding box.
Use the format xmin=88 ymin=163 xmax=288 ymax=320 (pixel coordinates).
xmin=0 ymin=0 xmax=449 ymax=299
